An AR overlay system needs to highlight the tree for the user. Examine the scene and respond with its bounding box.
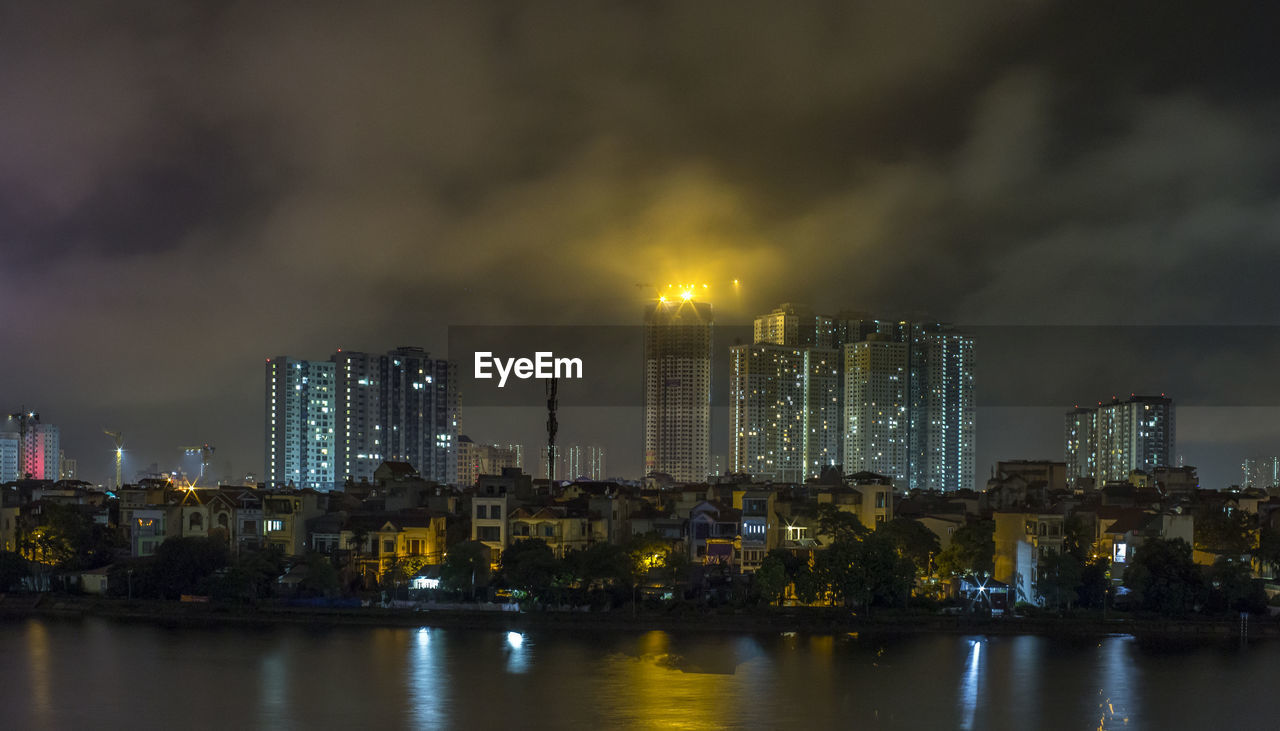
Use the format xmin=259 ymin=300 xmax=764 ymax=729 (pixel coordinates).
xmin=1194 ymin=506 xmax=1254 ymax=557
xmin=815 ymin=504 xmax=869 ymax=544
xmin=935 ymin=520 xmax=995 ymax=578
xmin=1205 ymin=556 xmax=1267 ymax=615
xmin=1033 ymin=549 xmax=1083 ymax=611
xmin=152 ymin=537 xmax=230 ymax=599
xmin=500 ymin=538 xmax=560 ymax=601
xmin=1255 ymin=525 xmax=1280 ymax=574
xmin=24 ymin=503 xmax=121 ymax=570
xmin=299 ymin=553 xmax=341 ymax=597
xmin=440 ymin=541 xmax=492 ymax=599
xmin=816 ymin=533 xmax=914 ymax=610
xmin=1124 ymin=538 xmax=1205 ymax=616
xmin=754 ymin=552 xmax=789 ymax=606
xmin=1076 ymin=556 xmax=1111 ymax=609
xmin=346 ymin=526 xmax=371 ymax=587
xmin=0 ymin=551 xmax=29 ymax=591
xmin=1062 ymin=514 xmax=1093 ymax=562
xmin=877 ymin=518 xmax=941 ymax=576
xmin=208 ymin=547 xmax=286 ymax=603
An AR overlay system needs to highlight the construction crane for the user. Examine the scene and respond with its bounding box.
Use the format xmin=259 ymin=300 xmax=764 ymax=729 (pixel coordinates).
xmin=180 ymin=444 xmax=216 ymax=484
xmin=103 ymin=429 xmax=124 ymax=488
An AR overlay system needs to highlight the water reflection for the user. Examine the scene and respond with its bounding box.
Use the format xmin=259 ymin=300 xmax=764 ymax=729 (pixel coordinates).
xmin=408 ymin=628 xmax=447 ymax=730
xmin=1098 ymin=636 xmax=1135 ymax=729
xmin=25 ymin=621 xmax=51 ymax=729
xmin=506 ymin=631 xmax=529 ymax=673
xmin=258 ymin=648 xmax=290 ymax=730
xmin=2 ymin=619 xmax=1266 ymax=729
xmin=958 ymin=638 xmax=984 ymax=730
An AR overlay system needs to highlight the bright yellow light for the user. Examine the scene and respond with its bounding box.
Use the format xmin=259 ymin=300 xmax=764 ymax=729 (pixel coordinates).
xmin=680 ymin=290 xmax=693 ymax=301
xmin=733 ymin=279 xmax=739 ymax=285
xmin=658 ymin=296 xmax=667 ymax=303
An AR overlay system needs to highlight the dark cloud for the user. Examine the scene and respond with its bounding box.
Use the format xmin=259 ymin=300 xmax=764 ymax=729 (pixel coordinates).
xmin=2 ymin=1 xmax=1278 ymax=486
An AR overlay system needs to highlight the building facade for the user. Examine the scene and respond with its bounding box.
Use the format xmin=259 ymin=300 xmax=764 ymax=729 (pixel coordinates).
xmin=565 ymin=445 xmax=607 ymax=481
xmin=1065 ymin=395 xmax=1175 ymax=485
xmin=842 ymin=337 xmax=909 ymax=483
xmin=332 ymin=347 xmax=459 ymax=487
xmin=735 ymin=306 xmax=975 ymax=490
xmin=906 ymin=324 xmax=976 ymax=492
xmin=0 ymin=432 xmax=18 ymax=483
xmin=265 ymin=357 xmax=336 ymax=490
xmin=729 ymin=342 xmax=839 ymax=482
xmin=644 ymin=297 xmax=713 ymax=483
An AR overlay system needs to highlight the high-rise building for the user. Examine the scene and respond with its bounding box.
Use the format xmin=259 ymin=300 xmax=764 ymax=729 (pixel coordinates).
xmin=842 ymin=337 xmax=909 ymax=483
xmin=737 ymin=307 xmax=975 ymax=490
xmin=729 ymin=342 xmax=839 ymax=482
xmin=565 ymin=445 xmax=607 ymax=481
xmin=1064 ymin=395 xmax=1174 ymax=485
xmin=265 ymin=357 xmax=336 ymax=490
xmin=333 ymin=347 xmax=458 ymax=486
xmin=906 ymin=323 xmax=976 ymax=491
xmin=644 ymin=296 xmax=713 ymax=483
xmin=1242 ymin=457 xmax=1280 ymax=488
xmin=3 ymin=412 xmax=60 ymax=482
xmin=58 ymin=452 xmax=77 ymax=481
xmin=1065 ymin=407 xmax=1097 ymax=485
xmin=505 ymin=444 xmax=525 ymax=470
xmin=0 ymin=432 xmax=19 ymax=483
xmin=457 ymin=438 xmax=519 ymax=487
xmin=754 ymin=303 xmax=836 ymax=348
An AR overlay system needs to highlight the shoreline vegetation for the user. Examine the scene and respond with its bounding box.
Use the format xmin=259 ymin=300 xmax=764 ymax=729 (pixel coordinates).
xmin=1 ymin=595 xmax=1270 ymax=640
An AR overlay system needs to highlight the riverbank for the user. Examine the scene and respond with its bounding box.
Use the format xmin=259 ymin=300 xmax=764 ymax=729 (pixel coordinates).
xmin=2 ymin=594 xmax=1273 ymax=640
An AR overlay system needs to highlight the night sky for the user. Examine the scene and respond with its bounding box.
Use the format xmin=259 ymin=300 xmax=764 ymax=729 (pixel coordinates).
xmin=4 ymin=2 xmax=1280 ymax=487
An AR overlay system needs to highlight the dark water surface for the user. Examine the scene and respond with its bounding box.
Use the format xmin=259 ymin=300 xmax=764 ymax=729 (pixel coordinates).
xmin=0 ymin=617 xmax=1269 ymax=729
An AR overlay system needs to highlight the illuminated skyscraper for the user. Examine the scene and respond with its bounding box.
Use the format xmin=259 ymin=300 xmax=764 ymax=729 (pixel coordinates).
xmin=1065 ymin=406 xmax=1097 ymax=485
xmin=565 ymin=445 xmax=607 ymax=481
xmin=332 ymin=347 xmax=458 ymax=486
xmin=842 ymin=336 xmax=909 ymax=483
xmin=1065 ymin=395 xmax=1174 ymax=485
xmin=753 ymin=303 xmax=835 ymax=348
xmin=906 ymin=323 xmax=976 ymax=491
xmin=0 ymin=432 xmax=17 ymax=483
xmin=265 ymin=357 xmax=336 ymax=490
xmin=730 ymin=342 xmax=840 ymax=481
xmin=644 ymin=296 xmax=713 ymax=483
xmin=741 ymin=307 xmax=975 ymax=490
xmin=2 ymin=412 xmax=60 ymax=482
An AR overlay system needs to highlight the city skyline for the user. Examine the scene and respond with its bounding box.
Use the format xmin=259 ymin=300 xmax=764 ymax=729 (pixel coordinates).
xmin=4 ymin=3 xmax=1280 ymax=488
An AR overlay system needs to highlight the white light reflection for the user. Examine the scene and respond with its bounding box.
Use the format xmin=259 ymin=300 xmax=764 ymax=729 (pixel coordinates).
xmin=506 ymin=631 xmax=529 ymax=674
xmin=1097 ymin=636 xmax=1135 ymax=729
xmin=409 ymin=627 xmax=448 ymax=730
xmin=958 ymin=638 xmax=983 ymax=730
xmin=258 ymin=650 xmax=288 ymax=728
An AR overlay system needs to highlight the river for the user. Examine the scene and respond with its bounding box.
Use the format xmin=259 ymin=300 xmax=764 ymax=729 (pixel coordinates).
xmin=0 ymin=617 xmax=1269 ymax=729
